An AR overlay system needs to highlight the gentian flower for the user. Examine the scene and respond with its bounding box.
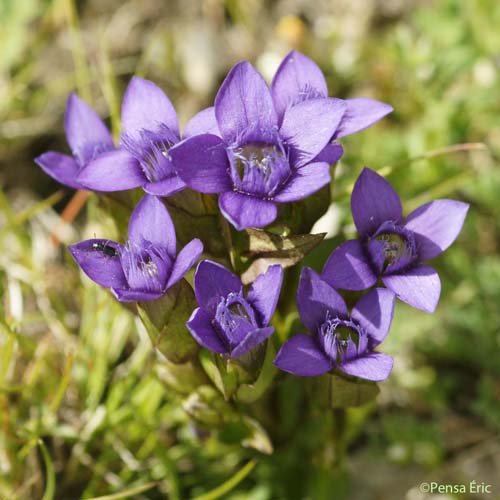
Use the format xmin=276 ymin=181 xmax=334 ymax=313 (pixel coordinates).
xmin=322 ymin=168 xmax=469 ymax=313
xmin=171 ymin=61 xmax=348 ymax=230
xmin=271 ymin=50 xmax=393 ymax=141
xmin=68 ymin=194 xmax=203 ymax=302
xmin=274 ymin=267 xmax=395 ymax=381
xmin=77 ymin=77 xmax=196 ymax=196
xmin=35 ymin=94 xmax=114 ymax=189
xmin=187 ymin=260 xmax=283 ymax=358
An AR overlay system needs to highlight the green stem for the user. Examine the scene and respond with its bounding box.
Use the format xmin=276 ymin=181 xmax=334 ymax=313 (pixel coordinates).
xmin=331 ymin=408 xmax=347 ymax=469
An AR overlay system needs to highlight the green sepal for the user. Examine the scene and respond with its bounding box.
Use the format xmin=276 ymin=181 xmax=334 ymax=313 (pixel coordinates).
xmin=138 ymin=279 xmax=199 ymax=364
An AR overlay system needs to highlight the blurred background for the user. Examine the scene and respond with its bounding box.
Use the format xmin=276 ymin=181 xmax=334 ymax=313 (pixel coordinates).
xmin=1 ymin=0 xmax=499 ymax=498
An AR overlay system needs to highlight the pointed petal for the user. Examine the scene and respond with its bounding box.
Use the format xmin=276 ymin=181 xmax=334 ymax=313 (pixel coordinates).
xmin=171 ymin=134 xmax=232 ymax=193
xmin=219 ymin=192 xmax=278 ymax=230
xmin=35 ymin=152 xmax=82 ymax=189
xmin=351 ymin=168 xmax=402 ymax=237
xmin=121 ymin=76 xmax=179 ymax=140
xmin=274 ymin=334 xmax=332 ymax=376
xmin=351 ymin=288 xmax=395 ymax=346
xmin=64 ymin=93 xmax=113 ymax=165
xmin=404 ymin=199 xmax=469 ymax=261
xmin=76 ymin=149 xmax=145 ymax=191
xmin=312 ymin=143 xmax=344 ymax=164
xmin=271 ymin=50 xmax=328 ymax=122
xmin=214 ymin=61 xmax=278 ymax=144
xmin=231 ymin=327 xmax=274 ymax=358
xmin=183 ymin=107 xmax=221 ymax=138
xmin=111 ymin=288 xmax=164 ymax=302
xmin=68 ymin=239 xmax=127 ymax=289
xmin=144 ymin=176 xmax=186 ymax=196
xmin=334 ymin=98 xmax=393 ymax=139
xmin=273 ymin=161 xmax=331 ymax=202
xmin=382 ymin=265 xmax=441 ymax=313
xmin=128 ymin=195 xmax=176 ymax=255
xmin=186 ymin=307 xmax=227 ymax=354
xmin=297 ymin=267 xmax=348 ymax=332
xmin=247 ymin=265 xmax=283 ymax=327
xmin=322 ymin=239 xmax=378 ymax=291
xmin=194 ymin=260 xmax=242 ymax=314
xmin=339 ymin=352 xmax=393 ymax=381
xmin=166 ymin=239 xmax=203 ymax=289
xmin=280 ymin=98 xmax=346 ymax=168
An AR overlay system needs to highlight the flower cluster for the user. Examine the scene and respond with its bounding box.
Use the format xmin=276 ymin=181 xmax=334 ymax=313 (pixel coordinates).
xmin=37 ymin=51 xmax=468 ymax=387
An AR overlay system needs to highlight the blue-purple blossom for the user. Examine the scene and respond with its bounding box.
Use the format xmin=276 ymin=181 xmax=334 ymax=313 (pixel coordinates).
xmin=76 ymin=77 xmax=201 ymax=196
xmin=35 ymin=94 xmax=114 ymax=189
xmin=271 ymin=51 xmax=393 ymax=141
xmin=170 ymin=61 xmax=348 ymax=230
xmin=322 ymin=168 xmax=469 ymax=313
xmin=186 ymin=260 xmax=283 ymax=358
xmin=68 ymin=195 xmax=203 ymax=302
xmin=274 ymin=267 xmax=395 ymax=381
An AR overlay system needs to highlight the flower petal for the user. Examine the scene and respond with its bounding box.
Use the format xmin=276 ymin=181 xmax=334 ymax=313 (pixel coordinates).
xmin=404 ymin=199 xmax=469 ymax=261
xmin=183 ymin=107 xmax=221 ymax=138
xmin=219 ymin=192 xmax=278 ymax=230
xmin=166 ymin=239 xmax=203 ymax=289
xmin=111 ymin=288 xmax=164 ymax=302
xmin=339 ymin=352 xmax=393 ymax=381
xmin=322 ymin=239 xmax=378 ymax=291
xmin=297 ymin=267 xmax=348 ymax=332
xmin=274 ymin=334 xmax=332 ymax=376
xmin=382 ymin=265 xmax=441 ymax=313
xmin=333 ymin=98 xmax=393 ymax=139
xmin=351 ymin=288 xmax=395 ymax=347
xmin=128 ymin=195 xmax=177 ymax=256
xmin=35 ymin=152 xmax=82 ymax=189
xmin=271 ymin=50 xmax=328 ymax=123
xmin=214 ymin=61 xmax=278 ymax=144
xmin=312 ymin=143 xmax=344 ymax=165
xmin=121 ymin=76 xmax=179 ymax=140
xmin=273 ymin=161 xmax=331 ymax=202
xmin=351 ymin=168 xmax=402 ymax=237
xmin=231 ymin=327 xmax=274 ymax=358
xmin=68 ymin=239 xmax=127 ymax=289
xmin=247 ymin=265 xmax=283 ymax=327
xmin=64 ymin=93 xmax=114 ymax=165
xmin=194 ymin=260 xmax=242 ymax=314
xmin=280 ymin=98 xmax=346 ymax=168
xmin=76 ymin=149 xmax=145 ymax=191
xmin=171 ymin=134 xmax=232 ymax=193
xmin=143 ymin=176 xmax=186 ymax=196
xmin=186 ymin=307 xmax=227 ymax=354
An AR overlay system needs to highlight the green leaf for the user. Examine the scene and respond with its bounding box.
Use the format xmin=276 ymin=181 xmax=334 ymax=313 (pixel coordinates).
xmin=308 ymin=372 xmax=380 ymax=408
xmin=138 ymin=279 xmax=199 ymax=364
xmin=182 ymin=385 xmax=234 ymax=427
xmin=236 ymin=340 xmax=277 ymax=404
xmin=240 ymin=416 xmax=273 ymax=455
xmin=237 ymin=229 xmax=326 ymax=285
xmin=199 ymin=350 xmax=239 ymax=400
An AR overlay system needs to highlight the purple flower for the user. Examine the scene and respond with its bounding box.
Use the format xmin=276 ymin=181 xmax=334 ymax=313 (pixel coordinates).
xmin=68 ymin=194 xmax=203 ymax=302
xmin=171 ymin=61 xmax=348 ymax=230
xmin=272 ymin=51 xmax=393 ymax=136
xmin=274 ymin=267 xmax=395 ymax=381
xmin=35 ymin=93 xmax=114 ymax=189
xmin=76 ymin=77 xmax=198 ymax=196
xmin=322 ymin=168 xmax=469 ymax=313
xmin=186 ymin=260 xmax=283 ymax=358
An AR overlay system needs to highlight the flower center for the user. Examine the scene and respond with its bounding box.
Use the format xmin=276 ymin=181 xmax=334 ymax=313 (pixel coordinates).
xmin=120 ymin=242 xmax=171 ymax=293
xmin=213 ymin=292 xmax=258 ymax=349
xmin=318 ymin=317 xmax=367 ymax=364
xmin=228 ymin=143 xmax=291 ymax=198
xmin=368 ymin=221 xmax=417 ymax=274
xmin=121 ymin=125 xmax=178 ymax=183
